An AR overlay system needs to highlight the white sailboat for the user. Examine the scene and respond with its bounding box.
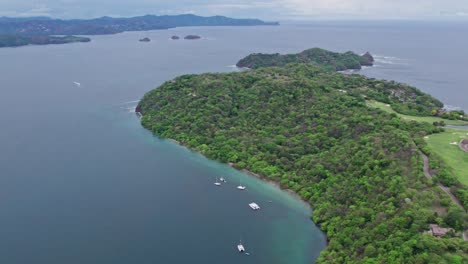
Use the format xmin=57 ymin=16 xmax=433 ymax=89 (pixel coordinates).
xmin=73 ymin=81 xmax=81 ymax=87
xmin=237 ymin=177 xmax=246 ymax=190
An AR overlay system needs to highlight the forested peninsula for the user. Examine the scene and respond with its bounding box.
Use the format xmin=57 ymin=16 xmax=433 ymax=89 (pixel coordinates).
xmin=137 ymin=49 xmax=468 ymax=263
xmin=236 ymin=48 xmax=374 ymax=71
xmin=0 ymin=35 xmax=90 ymax=47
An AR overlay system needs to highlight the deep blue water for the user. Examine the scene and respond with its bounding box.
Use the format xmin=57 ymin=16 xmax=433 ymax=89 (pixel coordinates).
xmin=0 ymin=21 xmax=467 ymax=264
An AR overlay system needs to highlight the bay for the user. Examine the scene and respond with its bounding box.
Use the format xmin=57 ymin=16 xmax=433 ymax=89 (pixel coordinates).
xmin=0 ymin=20 xmax=466 ymax=263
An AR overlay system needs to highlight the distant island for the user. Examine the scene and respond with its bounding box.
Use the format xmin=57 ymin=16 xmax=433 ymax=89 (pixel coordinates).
xmin=139 ymin=37 xmax=151 ymax=42
xmin=0 ymin=35 xmax=90 ymax=48
xmin=0 ymin=14 xmax=277 ymax=48
xmin=236 ymin=48 xmax=374 ymax=70
xmin=184 ymin=35 xmax=201 ymax=40
xmin=171 ymin=35 xmax=180 ymax=40
xmin=137 ymin=48 xmax=468 ymax=263
xmin=0 ymin=14 xmax=279 ymax=36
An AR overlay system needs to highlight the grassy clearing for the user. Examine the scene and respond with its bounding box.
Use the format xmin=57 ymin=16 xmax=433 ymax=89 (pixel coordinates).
xmin=367 ymin=100 xmax=468 ymax=126
xmin=425 ymin=128 xmax=468 ymax=185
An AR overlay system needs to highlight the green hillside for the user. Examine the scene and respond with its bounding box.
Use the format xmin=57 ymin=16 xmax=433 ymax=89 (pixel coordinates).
xmin=138 ymin=63 xmax=468 ymax=263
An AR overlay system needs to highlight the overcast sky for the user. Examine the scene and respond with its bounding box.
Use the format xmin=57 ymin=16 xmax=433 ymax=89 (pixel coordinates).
xmin=1 ymin=0 xmax=468 ymax=20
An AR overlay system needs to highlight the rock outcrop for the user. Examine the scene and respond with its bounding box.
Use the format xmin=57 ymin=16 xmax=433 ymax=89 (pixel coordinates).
xmin=184 ymin=35 xmax=201 ymax=40
xmin=361 ymin=52 xmax=374 ymax=66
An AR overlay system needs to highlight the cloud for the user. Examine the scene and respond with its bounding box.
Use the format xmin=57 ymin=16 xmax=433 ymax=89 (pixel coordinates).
xmin=440 ymin=10 xmax=468 ymax=16
xmin=277 ymin=0 xmax=468 ymax=18
xmin=0 ymin=7 xmax=52 ymax=17
xmin=0 ymin=0 xmax=468 ymax=20
xmin=204 ymin=2 xmax=281 ymax=11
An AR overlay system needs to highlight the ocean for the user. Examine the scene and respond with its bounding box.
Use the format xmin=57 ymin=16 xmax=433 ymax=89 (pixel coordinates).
xmin=0 ymin=20 xmax=466 ymax=263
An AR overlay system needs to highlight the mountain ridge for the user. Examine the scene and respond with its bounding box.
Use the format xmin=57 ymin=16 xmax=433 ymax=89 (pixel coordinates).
xmin=0 ymin=14 xmax=279 ymax=36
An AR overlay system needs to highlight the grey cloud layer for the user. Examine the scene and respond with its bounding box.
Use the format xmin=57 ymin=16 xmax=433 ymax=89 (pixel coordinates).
xmin=0 ymin=0 xmax=467 ymax=19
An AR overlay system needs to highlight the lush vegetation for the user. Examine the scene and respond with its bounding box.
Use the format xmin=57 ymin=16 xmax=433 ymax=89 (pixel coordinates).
xmin=0 ymin=14 xmax=278 ymax=36
xmin=138 ymin=63 xmax=468 ymax=263
xmin=367 ymin=100 xmax=468 ymax=126
xmin=0 ymin=35 xmax=90 ymax=47
xmin=236 ymin=48 xmax=445 ymax=117
xmin=236 ymin=48 xmax=374 ymax=70
xmin=434 ymin=109 xmax=468 ymax=122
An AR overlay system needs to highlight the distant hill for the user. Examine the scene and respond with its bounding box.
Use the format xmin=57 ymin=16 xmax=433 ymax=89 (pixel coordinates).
xmin=236 ymin=48 xmax=374 ymax=71
xmin=0 ymin=14 xmax=279 ymax=36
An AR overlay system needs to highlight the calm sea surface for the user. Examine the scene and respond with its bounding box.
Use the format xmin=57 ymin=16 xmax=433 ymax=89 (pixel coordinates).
xmin=0 ymin=21 xmax=466 ymax=263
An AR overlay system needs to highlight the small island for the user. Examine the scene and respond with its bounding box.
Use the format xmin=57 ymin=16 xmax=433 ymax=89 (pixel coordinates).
xmin=0 ymin=35 xmax=91 ymax=48
xmin=139 ymin=37 xmax=151 ymax=42
xmin=184 ymin=35 xmax=201 ymax=40
xmin=236 ymin=47 xmax=374 ymax=70
xmin=171 ymin=35 xmax=180 ymax=40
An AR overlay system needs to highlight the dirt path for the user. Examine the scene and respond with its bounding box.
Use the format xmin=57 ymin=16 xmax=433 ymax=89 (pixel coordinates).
xmin=421 ymin=153 xmax=467 ymax=240
xmin=422 ymin=153 xmax=464 ymax=208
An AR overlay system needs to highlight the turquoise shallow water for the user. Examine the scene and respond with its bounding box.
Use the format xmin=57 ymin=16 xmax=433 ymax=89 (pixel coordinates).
xmin=0 ymin=21 xmax=467 ymax=263
xmin=0 ymin=26 xmax=326 ymax=264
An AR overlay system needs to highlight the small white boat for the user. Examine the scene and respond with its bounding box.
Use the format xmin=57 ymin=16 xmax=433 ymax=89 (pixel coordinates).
xmin=73 ymin=81 xmax=81 ymax=87
xmin=214 ymin=177 xmax=221 ymax=186
xmin=237 ymin=178 xmax=246 ymax=190
xmin=248 ymin=203 xmax=260 ymax=210
xmin=220 ymin=177 xmax=227 ymax=183
xmin=237 ymin=242 xmax=245 ymax=253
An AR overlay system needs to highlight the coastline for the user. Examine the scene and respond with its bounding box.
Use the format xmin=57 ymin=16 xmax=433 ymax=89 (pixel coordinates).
xmin=164 ymin=137 xmax=313 ymax=208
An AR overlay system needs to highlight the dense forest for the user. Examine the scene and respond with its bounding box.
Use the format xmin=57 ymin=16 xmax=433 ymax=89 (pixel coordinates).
xmin=236 ymin=48 xmax=374 ymax=71
xmin=236 ymin=48 xmax=467 ymax=121
xmin=138 ymin=61 xmax=468 ymax=262
xmin=0 ymin=35 xmax=90 ymax=47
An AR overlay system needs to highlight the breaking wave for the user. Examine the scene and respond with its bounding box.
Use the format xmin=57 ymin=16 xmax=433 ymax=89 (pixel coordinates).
xmin=373 ymin=55 xmax=409 ymax=65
